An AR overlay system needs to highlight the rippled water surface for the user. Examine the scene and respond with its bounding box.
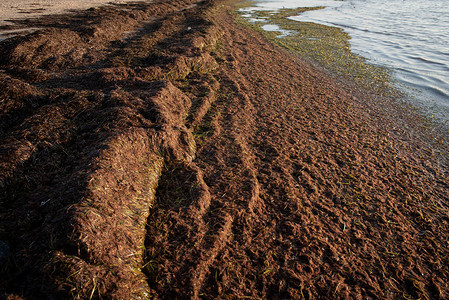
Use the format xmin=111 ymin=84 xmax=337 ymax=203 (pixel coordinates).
xmin=250 ymin=0 xmax=449 ymax=121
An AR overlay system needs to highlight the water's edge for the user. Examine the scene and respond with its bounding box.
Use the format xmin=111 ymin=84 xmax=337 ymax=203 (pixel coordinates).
xmin=240 ymin=0 xmax=449 ymax=125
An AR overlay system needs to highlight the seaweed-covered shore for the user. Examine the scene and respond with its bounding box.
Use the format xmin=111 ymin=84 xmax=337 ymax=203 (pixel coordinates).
xmin=1 ymin=0 xmax=448 ymax=299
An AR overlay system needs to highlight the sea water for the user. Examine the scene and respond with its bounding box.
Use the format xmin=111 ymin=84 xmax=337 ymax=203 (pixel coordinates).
xmin=244 ymin=0 xmax=449 ymax=122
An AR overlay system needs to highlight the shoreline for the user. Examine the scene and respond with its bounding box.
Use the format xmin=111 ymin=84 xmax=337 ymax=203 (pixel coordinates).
xmin=0 ymin=0 xmax=448 ymax=298
xmin=243 ymin=0 xmax=449 ymax=125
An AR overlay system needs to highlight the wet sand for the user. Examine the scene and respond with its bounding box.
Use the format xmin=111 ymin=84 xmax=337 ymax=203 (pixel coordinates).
xmin=0 ymin=0 xmax=448 ymax=299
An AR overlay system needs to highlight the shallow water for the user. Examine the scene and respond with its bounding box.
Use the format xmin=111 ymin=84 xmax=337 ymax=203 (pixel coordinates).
xmin=261 ymin=24 xmax=294 ymax=38
xmin=245 ymin=0 xmax=449 ymax=122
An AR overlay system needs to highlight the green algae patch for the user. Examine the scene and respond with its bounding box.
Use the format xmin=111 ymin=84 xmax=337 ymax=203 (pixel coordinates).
xmin=236 ymin=6 xmax=396 ymax=97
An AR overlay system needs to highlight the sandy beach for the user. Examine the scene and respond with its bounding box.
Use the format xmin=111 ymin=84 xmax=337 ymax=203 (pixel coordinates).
xmin=0 ymin=0 xmax=145 ymax=38
xmin=0 ymin=0 xmax=141 ymax=23
xmin=0 ymin=0 xmax=448 ymax=298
